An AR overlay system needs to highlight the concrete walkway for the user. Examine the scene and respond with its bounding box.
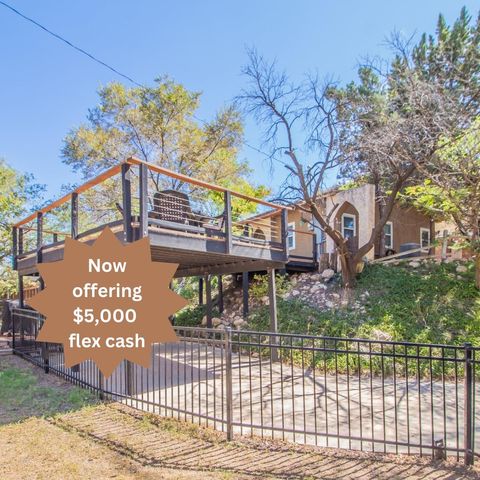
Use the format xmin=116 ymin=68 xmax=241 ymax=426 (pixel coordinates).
xmin=76 ymin=342 xmax=480 ymax=458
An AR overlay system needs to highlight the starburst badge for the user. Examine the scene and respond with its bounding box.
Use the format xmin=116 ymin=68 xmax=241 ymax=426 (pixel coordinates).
xmin=29 ymin=228 xmax=187 ymax=377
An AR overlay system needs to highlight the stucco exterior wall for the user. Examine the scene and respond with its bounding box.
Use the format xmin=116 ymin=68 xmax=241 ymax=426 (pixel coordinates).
xmin=374 ymin=203 xmax=432 ymax=256
xmin=325 ymin=184 xmax=376 ymax=260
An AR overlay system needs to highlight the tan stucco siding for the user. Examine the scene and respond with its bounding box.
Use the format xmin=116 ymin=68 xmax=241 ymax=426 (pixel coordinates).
xmin=374 ymin=204 xmax=432 ymax=255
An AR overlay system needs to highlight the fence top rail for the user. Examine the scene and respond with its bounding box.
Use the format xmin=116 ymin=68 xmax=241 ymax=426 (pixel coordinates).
xmin=13 ymin=158 xmax=290 ymax=228
xmin=12 ymin=309 xmax=476 ymax=352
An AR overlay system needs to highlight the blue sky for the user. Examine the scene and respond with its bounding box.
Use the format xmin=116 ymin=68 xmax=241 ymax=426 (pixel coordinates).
xmin=1 ymin=1 xmax=477 ymax=200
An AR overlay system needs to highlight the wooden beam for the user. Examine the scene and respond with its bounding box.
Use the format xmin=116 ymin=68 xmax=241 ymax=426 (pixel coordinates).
xmin=121 ymin=163 xmax=133 ymax=243
xmin=224 ymin=191 xmax=232 ymax=254
xmin=176 ymin=260 xmax=285 ymax=278
xmin=139 ymin=163 xmax=148 ymax=239
xmin=205 ymin=275 xmax=213 ymax=328
xmin=242 ymin=271 xmax=249 ymax=319
xmin=268 ymin=267 xmax=278 ymax=361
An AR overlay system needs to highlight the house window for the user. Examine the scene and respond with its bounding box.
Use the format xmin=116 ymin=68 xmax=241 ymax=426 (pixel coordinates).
xmin=384 ymin=221 xmax=393 ymax=249
xmin=341 ymin=214 xmax=356 ymax=239
xmin=287 ymin=222 xmax=296 ymax=250
xmin=420 ymin=228 xmax=430 ymax=248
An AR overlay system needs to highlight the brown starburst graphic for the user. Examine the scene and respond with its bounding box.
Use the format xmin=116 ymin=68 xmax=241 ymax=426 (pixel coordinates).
xmin=29 ymin=228 xmax=187 ymax=377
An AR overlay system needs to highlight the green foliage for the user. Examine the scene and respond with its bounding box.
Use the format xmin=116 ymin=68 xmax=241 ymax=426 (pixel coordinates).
xmin=62 ymin=77 xmax=247 ymax=186
xmin=0 ymin=160 xmax=44 ymax=298
xmin=249 ymin=273 xmax=291 ymax=300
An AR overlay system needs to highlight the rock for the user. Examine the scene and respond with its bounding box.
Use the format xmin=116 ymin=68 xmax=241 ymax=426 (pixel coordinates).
xmin=371 ymin=328 xmax=393 ymax=342
xmin=456 ymin=265 xmax=468 ymax=273
xmin=212 ymin=317 xmax=222 ymax=327
xmin=233 ymin=318 xmax=245 ymax=327
xmin=321 ymin=269 xmax=335 ymax=280
xmin=409 ymin=261 xmax=421 ymax=268
xmin=325 ymin=301 xmax=334 ymax=309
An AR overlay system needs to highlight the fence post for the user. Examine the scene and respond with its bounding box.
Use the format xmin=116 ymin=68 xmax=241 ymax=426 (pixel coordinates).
xmin=464 ymin=342 xmax=474 ymax=465
xmin=225 ymin=327 xmax=233 ymax=441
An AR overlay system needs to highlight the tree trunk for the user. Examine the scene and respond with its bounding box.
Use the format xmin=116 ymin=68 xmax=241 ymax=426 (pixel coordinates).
xmin=338 ymin=249 xmax=357 ymax=289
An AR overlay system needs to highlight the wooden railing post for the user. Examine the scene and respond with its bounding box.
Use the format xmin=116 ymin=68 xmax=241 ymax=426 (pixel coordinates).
xmin=139 ymin=163 xmax=148 ymax=239
xmin=121 ymin=163 xmax=133 ymax=243
xmin=71 ymin=192 xmax=78 ymax=239
xmin=12 ymin=226 xmax=17 ymax=270
xmin=224 ymin=191 xmax=232 ymax=254
xmin=281 ymin=208 xmax=289 ymax=261
xmin=37 ymin=212 xmax=43 ymax=264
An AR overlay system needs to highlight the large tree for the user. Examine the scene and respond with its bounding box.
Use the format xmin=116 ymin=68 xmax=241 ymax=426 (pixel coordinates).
xmin=404 ymin=118 xmax=480 ymax=287
xmin=62 ymin=77 xmax=269 ymax=224
xmin=62 ymin=77 xmax=248 ymax=189
xmin=239 ymin=7 xmax=480 ymax=289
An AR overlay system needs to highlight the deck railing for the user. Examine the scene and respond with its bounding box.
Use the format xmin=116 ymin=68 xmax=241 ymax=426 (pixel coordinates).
xmin=12 ymin=157 xmax=290 ymax=272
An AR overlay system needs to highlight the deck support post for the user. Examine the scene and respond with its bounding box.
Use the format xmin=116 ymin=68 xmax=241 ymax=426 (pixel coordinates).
xmin=242 ymin=271 xmax=249 ymax=319
xmin=18 ymin=275 xmax=24 ymax=347
xmin=121 ymin=163 xmax=134 ymax=391
xmin=205 ymin=275 xmax=213 ymax=328
xmin=218 ymin=275 xmax=224 ymax=313
xmin=224 ymin=191 xmax=232 ymax=254
xmin=36 ymin=211 xmax=49 ymax=373
xmin=121 ymin=163 xmax=133 ymax=243
xmin=71 ymin=192 xmax=81 ymax=374
xmin=198 ymin=277 xmax=204 ymax=305
xmin=268 ymin=268 xmax=278 ymax=361
xmin=139 ymin=163 xmax=148 ymax=238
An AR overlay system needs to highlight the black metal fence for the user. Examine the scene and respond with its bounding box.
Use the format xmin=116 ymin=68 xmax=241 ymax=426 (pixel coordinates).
xmin=10 ymin=307 xmax=479 ymax=465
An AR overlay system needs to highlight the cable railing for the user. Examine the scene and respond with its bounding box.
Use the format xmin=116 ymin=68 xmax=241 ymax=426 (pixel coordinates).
xmin=12 ymin=157 xmax=290 ymax=273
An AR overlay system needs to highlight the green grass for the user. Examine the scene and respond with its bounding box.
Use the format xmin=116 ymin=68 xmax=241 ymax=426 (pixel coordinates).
xmin=0 ymin=358 xmax=97 ymax=423
xmin=176 ymin=260 xmax=480 ymax=376
xmin=244 ymin=261 xmax=480 ymax=346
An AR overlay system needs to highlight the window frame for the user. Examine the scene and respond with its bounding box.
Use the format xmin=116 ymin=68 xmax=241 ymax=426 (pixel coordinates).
xmin=384 ymin=221 xmax=393 ymax=249
xmin=341 ymin=213 xmax=356 ymax=239
xmin=287 ymin=222 xmax=296 ymax=250
xmin=420 ymin=227 xmax=430 ymax=248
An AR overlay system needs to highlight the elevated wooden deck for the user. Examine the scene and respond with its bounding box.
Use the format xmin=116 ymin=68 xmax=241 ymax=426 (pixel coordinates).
xmin=13 ymin=158 xmax=289 ymax=278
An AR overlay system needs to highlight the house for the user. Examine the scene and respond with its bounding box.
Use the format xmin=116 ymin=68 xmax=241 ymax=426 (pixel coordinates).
xmin=248 ymin=183 xmax=434 ymax=272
